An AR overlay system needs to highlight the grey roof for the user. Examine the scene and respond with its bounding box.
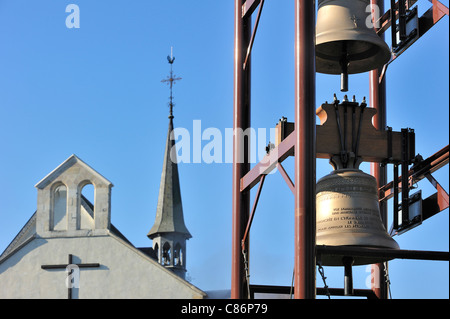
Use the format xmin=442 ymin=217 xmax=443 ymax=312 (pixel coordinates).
xmin=147 ymin=118 xmax=192 ymax=239
xmin=0 ymin=213 xmax=37 ymax=261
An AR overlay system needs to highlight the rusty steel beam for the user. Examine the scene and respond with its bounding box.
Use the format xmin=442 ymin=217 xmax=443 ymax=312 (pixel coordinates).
xmin=242 ymin=0 xmax=261 ymax=18
xmin=240 ymin=131 xmax=295 ymax=192
xmin=379 ymin=145 xmax=449 ymax=202
xmin=316 ymin=245 xmax=450 ymax=261
xmin=232 ymin=0 xmax=252 ymax=299
xmin=383 ymin=145 xmax=449 ymax=233
xmin=422 ymin=191 xmax=449 ymax=221
xmin=419 ymin=0 xmax=449 ymax=37
xmin=424 ymin=173 xmax=449 ymax=212
xmin=376 ymin=0 xmax=419 ymax=35
xmin=294 ymin=0 xmax=316 ymax=299
xmin=377 ymin=0 xmax=448 ymax=82
xmin=243 ymin=0 xmax=264 ymax=70
xmin=249 ymin=284 xmax=378 ymax=299
xmin=241 ymin=175 xmax=266 ymax=251
xmin=370 ymin=0 xmax=389 ymax=300
xmin=277 ymin=162 xmax=295 ymax=194
xmin=316 ymin=287 xmax=378 ymax=299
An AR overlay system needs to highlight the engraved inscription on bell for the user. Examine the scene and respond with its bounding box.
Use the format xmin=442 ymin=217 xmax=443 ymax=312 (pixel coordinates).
xmin=316 ymin=169 xmax=400 ymax=266
xmin=317 ymin=192 xmax=385 ymax=234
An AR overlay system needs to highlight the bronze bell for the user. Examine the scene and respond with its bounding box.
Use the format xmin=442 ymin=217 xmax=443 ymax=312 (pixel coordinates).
xmin=316 ymin=169 xmax=400 ymax=266
xmin=316 ymin=0 xmax=391 ymax=91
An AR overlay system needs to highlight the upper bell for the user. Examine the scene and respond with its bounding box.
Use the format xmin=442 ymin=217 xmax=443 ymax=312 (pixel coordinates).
xmin=316 ymin=0 xmax=391 ymax=75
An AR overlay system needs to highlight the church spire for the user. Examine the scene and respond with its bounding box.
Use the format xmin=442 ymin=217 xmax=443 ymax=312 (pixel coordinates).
xmin=148 ymin=50 xmax=191 ymax=279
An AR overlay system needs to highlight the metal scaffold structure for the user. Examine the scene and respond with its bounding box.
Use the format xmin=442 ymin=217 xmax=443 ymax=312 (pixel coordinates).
xmin=231 ymin=0 xmax=449 ymax=299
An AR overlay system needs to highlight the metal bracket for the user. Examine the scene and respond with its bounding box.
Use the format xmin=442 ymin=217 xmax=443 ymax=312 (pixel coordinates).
xmin=241 ymin=174 xmax=266 ymax=251
xmin=377 ymin=0 xmax=449 ymax=84
xmin=243 ymin=0 xmax=265 ymax=70
xmin=381 ymin=145 xmax=449 ymax=235
xmin=277 ymin=162 xmax=295 ymax=194
xmin=242 ymin=0 xmax=261 ymax=18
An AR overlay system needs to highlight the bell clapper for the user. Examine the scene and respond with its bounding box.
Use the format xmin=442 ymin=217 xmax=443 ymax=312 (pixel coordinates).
xmin=343 ymin=256 xmax=354 ymax=296
xmin=339 ymin=42 xmax=349 ymax=92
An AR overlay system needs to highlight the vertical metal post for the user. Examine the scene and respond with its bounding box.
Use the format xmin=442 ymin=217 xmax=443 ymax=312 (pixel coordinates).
xmin=369 ymin=0 xmax=389 ymax=300
xmin=294 ymin=0 xmax=316 ymax=299
xmin=398 ymin=0 xmax=407 ymax=41
xmin=390 ymin=0 xmax=397 ymax=48
xmin=401 ymin=128 xmax=410 ymax=225
xmin=393 ymin=163 xmax=399 ymax=230
xmin=232 ymin=0 xmax=252 ymax=299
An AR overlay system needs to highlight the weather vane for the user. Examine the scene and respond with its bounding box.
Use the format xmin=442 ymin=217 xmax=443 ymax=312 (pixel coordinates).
xmin=161 ymin=47 xmax=182 ymax=119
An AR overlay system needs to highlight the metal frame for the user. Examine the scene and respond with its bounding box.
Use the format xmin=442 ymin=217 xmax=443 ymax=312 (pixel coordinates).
xmin=249 ymin=284 xmax=378 ymax=299
xmin=232 ymin=0 xmax=449 ymax=299
xmin=377 ymin=0 xmax=449 ymax=82
xmin=232 ymin=0 xmax=252 ymax=299
xmin=380 ymin=145 xmax=450 ymax=235
xmin=293 ymin=0 xmax=317 ymax=299
xmin=370 ymin=0 xmax=448 ymax=298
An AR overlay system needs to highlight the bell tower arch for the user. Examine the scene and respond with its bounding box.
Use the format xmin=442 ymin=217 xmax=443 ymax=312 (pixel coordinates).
xmin=35 ymin=155 xmax=113 ymax=238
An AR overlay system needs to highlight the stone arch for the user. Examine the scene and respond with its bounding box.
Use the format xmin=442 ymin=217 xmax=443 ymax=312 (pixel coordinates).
xmin=51 ymin=182 xmax=68 ymax=231
xmin=174 ymin=242 xmax=183 ymax=266
xmin=35 ymin=155 xmax=113 ymax=236
xmin=154 ymin=243 xmax=159 ymax=261
xmin=79 ymin=181 xmax=95 ymax=230
xmin=162 ymin=242 xmax=171 ymax=265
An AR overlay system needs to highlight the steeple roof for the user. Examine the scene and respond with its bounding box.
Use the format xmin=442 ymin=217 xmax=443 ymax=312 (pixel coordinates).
xmin=147 ymin=117 xmax=192 ymax=239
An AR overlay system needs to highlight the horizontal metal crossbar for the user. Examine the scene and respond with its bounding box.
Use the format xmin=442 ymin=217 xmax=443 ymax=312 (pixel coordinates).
xmin=316 ymin=245 xmax=450 ymax=261
xmin=379 ymin=144 xmax=449 ymax=202
xmin=249 ymin=284 xmax=378 ymax=299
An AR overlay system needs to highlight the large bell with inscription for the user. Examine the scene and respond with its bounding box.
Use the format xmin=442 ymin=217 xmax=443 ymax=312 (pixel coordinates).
xmin=316 ymin=0 xmax=391 ymax=91
xmin=316 ymin=169 xmax=399 ymax=266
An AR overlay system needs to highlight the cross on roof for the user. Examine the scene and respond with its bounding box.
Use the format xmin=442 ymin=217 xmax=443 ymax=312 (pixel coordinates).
xmin=41 ymin=254 xmax=100 ymax=299
xmin=161 ymin=47 xmax=182 ymax=119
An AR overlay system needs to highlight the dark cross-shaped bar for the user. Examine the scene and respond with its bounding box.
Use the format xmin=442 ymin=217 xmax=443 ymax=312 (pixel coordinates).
xmin=41 ymin=254 xmax=100 ymax=299
xmin=161 ymin=47 xmax=182 ymax=119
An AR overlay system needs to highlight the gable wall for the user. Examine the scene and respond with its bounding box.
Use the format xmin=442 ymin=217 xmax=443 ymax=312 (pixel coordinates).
xmin=0 ymin=235 xmax=204 ymax=299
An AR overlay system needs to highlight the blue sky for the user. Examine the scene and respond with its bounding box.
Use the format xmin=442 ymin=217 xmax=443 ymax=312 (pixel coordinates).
xmin=0 ymin=0 xmax=448 ymax=298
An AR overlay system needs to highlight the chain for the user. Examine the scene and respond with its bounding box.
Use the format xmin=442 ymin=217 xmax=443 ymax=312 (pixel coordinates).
xmin=383 ymin=262 xmax=393 ymax=299
xmin=317 ymin=262 xmax=331 ymax=299
xmin=242 ymin=249 xmax=251 ymax=299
